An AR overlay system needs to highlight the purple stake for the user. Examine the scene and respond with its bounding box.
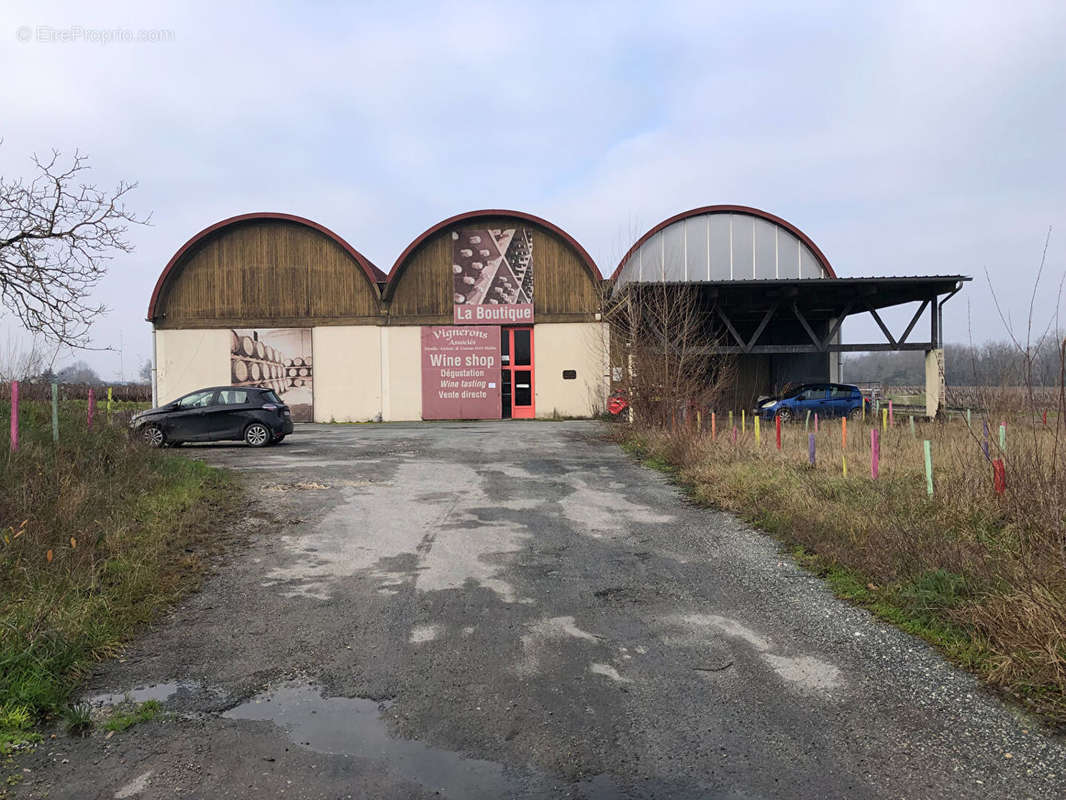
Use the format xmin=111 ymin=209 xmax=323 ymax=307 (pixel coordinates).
xmin=808 ymin=433 xmax=816 ymax=466
xmin=871 ymin=429 xmax=880 ymax=479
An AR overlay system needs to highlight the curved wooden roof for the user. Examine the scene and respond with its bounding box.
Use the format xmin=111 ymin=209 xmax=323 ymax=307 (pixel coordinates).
xmin=382 ymin=209 xmax=600 ymax=300
xmin=147 ymin=212 xmax=385 ymax=321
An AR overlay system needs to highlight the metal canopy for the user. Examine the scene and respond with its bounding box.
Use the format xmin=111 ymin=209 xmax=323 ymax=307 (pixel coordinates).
xmin=617 ymin=275 xmax=970 ymax=355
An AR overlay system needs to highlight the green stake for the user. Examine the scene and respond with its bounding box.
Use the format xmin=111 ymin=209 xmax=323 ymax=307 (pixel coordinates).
xmin=909 ymin=415 xmax=915 ymax=437
xmin=966 ymin=408 xmax=971 ymax=427
xmin=804 ymin=409 xmax=811 ymax=431
xmin=999 ymin=422 xmax=1006 ymax=453
xmin=51 ymin=382 xmax=59 ymax=442
xmin=923 ymin=440 xmax=934 ymax=496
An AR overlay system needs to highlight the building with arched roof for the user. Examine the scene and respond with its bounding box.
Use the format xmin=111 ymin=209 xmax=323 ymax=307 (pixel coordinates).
xmin=149 ymin=209 xmax=608 ymax=422
xmin=609 ymin=205 xmax=968 ymax=415
xmin=148 ymin=204 xmax=966 ymax=424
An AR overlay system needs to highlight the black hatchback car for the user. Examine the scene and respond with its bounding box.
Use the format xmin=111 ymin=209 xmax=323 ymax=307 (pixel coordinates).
xmin=130 ymin=386 xmax=294 ymax=447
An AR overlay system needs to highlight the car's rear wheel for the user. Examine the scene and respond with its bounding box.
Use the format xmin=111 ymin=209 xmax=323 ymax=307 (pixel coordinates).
xmin=777 ymin=408 xmax=793 ymax=423
xmin=244 ymin=423 xmax=271 ymax=447
xmin=142 ymin=425 xmax=165 ymax=448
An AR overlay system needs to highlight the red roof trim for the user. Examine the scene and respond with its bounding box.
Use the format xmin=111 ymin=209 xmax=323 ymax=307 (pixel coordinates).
xmin=146 ymin=212 xmax=385 ymax=321
xmin=383 ymin=209 xmax=600 ymax=300
xmin=610 ymin=205 xmax=836 ymax=281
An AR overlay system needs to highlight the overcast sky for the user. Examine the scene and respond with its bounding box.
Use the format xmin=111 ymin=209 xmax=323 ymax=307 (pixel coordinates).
xmin=2 ymin=0 xmax=1064 ymax=380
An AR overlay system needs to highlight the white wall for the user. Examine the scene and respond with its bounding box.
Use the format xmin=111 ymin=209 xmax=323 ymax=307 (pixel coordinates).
xmin=383 ymin=325 xmax=423 ymax=421
xmin=155 ymin=329 xmax=232 ymax=405
xmin=312 ymin=326 xmax=382 ymax=422
xmin=534 ymin=322 xmax=609 ymax=418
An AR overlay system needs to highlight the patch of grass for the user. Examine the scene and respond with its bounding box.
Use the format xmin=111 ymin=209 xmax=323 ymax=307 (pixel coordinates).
xmin=0 ymin=705 xmax=40 ymax=756
xmin=103 ymin=700 xmax=161 ymax=732
xmin=616 ymin=418 xmax=1066 ymax=726
xmin=61 ymin=703 xmax=92 ymax=736
xmin=0 ymin=400 xmax=240 ymax=748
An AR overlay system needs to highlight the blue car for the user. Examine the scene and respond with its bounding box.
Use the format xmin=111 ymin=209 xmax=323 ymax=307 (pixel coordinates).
xmin=756 ymin=383 xmax=869 ymax=422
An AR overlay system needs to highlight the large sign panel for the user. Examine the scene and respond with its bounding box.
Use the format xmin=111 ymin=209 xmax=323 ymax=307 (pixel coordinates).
xmin=231 ymin=328 xmax=313 ymax=422
xmin=452 ymin=228 xmax=533 ymax=324
xmin=421 ymin=326 xmax=501 ymax=419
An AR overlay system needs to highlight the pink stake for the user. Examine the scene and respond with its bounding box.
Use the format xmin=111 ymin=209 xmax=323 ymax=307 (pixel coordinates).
xmin=871 ymin=429 xmax=880 ymax=479
xmin=888 ymin=400 xmax=894 ymax=426
xmin=9 ymin=381 xmax=18 ymax=452
xmin=814 ymin=412 xmax=819 ymax=433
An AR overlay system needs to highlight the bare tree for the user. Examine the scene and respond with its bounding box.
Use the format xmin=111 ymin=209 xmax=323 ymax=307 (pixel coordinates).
xmin=0 ymin=331 xmax=53 ymax=381
xmin=0 ymin=147 xmax=146 ymax=347
xmin=604 ymin=281 xmax=735 ymax=428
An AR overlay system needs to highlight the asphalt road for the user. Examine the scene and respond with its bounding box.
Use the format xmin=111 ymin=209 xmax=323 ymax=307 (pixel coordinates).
xmin=14 ymin=422 xmax=1066 ymax=799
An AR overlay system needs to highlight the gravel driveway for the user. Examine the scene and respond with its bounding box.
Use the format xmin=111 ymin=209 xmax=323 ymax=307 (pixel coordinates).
xmin=14 ymin=421 xmax=1066 ymax=799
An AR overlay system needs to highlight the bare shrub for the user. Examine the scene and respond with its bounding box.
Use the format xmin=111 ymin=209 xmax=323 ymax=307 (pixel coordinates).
xmin=605 ymin=282 xmax=735 ymax=429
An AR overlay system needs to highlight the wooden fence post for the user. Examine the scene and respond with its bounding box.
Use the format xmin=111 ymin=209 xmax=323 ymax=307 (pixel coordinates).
xmin=88 ymin=387 xmax=95 ymax=429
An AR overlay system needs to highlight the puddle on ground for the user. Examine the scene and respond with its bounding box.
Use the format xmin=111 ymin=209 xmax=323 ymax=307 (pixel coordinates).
xmin=87 ymin=680 xmax=203 ymax=707
xmin=223 ymin=681 xmax=512 ymax=797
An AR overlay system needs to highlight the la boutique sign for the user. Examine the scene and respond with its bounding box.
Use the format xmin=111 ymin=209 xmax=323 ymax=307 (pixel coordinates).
xmin=452 ymin=227 xmax=534 ymax=324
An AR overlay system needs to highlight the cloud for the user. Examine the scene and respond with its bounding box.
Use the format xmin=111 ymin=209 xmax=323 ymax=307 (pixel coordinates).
xmin=0 ymin=0 xmax=1063 ymax=376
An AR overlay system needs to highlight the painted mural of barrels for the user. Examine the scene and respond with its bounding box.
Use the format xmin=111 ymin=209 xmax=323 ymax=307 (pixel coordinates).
xmin=255 ymin=340 xmax=265 ymax=359
xmin=240 ymin=335 xmax=256 ymax=357
xmin=230 ymin=330 xmax=241 ymax=354
xmin=297 ymin=367 xmax=308 ymax=377
xmin=232 ymin=359 xmax=249 ymax=383
xmin=250 ymin=362 xmax=262 ymax=381
xmin=293 ymin=357 xmax=305 ymax=367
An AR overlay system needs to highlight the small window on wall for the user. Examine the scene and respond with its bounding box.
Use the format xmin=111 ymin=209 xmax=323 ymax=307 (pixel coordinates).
xmin=562 ymin=370 xmax=577 ymax=380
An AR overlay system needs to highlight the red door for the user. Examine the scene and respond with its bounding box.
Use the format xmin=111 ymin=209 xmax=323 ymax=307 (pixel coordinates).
xmin=501 ymin=327 xmax=534 ymax=419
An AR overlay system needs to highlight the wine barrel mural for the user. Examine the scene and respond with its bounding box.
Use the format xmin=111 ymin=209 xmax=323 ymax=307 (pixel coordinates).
xmin=230 ymin=327 xmax=314 ymax=421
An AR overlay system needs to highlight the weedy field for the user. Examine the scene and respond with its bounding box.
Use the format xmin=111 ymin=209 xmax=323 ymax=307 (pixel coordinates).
xmin=618 ymin=405 xmax=1066 ymax=726
xmin=0 ymin=396 xmax=238 ymax=754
